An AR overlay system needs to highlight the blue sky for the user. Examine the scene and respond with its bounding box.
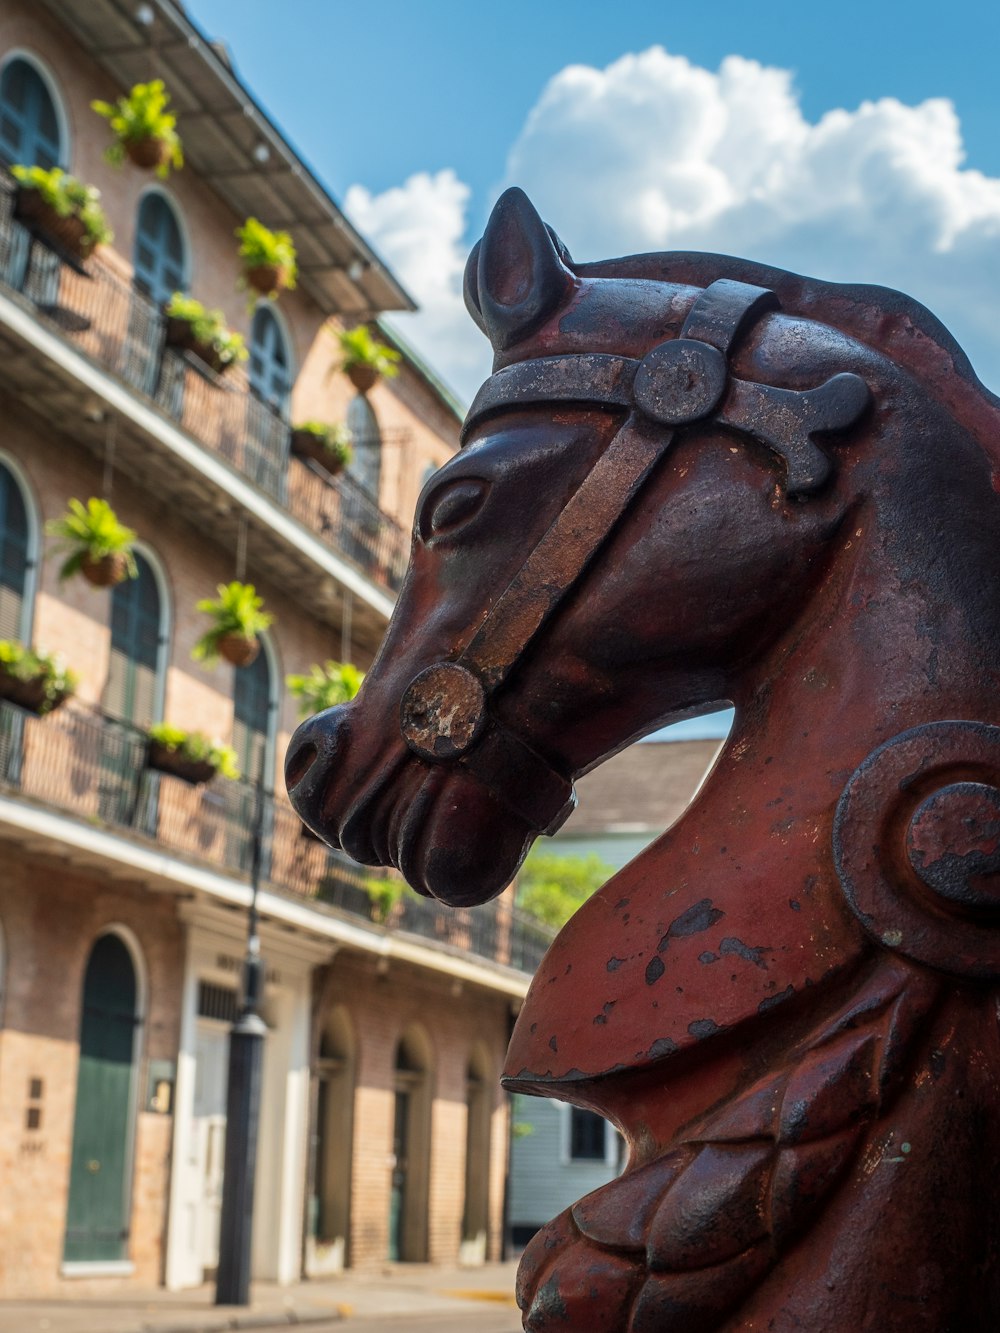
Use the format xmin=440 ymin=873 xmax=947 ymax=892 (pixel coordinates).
xmin=187 ymin=2 xmax=1000 ymax=743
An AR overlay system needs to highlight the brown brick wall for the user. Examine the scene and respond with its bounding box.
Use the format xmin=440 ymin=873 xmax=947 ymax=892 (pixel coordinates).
xmin=0 ymin=849 xmax=184 ymax=1296
xmin=315 ymin=951 xmax=511 ymax=1269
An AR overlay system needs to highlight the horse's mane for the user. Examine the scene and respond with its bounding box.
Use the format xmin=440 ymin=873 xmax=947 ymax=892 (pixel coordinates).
xmin=577 ymin=251 xmax=1000 ymax=460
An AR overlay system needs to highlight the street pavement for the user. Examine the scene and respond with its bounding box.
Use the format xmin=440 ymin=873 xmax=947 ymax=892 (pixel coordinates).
xmin=0 ymin=1261 xmax=524 ymax=1333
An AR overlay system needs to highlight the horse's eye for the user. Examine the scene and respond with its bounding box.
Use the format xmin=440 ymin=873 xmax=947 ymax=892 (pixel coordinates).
xmin=420 ymin=478 xmax=490 ymax=540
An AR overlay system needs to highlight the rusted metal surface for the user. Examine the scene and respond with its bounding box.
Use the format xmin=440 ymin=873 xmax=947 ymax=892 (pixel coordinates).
xmin=287 ymin=186 xmax=1000 ymax=1327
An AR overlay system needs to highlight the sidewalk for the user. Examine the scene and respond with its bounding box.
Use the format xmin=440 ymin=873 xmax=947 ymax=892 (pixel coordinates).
xmin=0 ymin=1262 xmax=521 ymax=1332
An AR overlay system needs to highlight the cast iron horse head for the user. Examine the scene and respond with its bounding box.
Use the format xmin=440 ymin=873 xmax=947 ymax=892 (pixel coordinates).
xmin=288 ymin=189 xmax=1000 ymax=1329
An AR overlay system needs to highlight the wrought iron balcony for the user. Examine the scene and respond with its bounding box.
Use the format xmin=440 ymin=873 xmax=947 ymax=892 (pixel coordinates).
xmin=0 ymin=172 xmax=410 ymax=594
xmin=0 ymin=697 xmax=554 ymax=976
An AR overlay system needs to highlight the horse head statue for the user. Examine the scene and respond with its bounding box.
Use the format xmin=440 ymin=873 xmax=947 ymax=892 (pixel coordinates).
xmin=287 ymin=188 xmax=1000 ymax=1330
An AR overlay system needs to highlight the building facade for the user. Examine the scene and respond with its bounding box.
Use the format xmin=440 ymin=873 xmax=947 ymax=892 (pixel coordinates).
xmin=0 ymin=0 xmax=552 ymax=1297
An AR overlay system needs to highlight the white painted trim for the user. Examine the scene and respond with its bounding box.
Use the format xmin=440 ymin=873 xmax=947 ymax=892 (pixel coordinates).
xmin=165 ymin=928 xmax=199 ymax=1290
xmin=0 ymin=49 xmax=71 ymax=168
xmin=0 ymin=288 xmax=396 ymax=621
xmin=60 ymin=1261 xmax=135 ymax=1278
xmin=0 ymin=794 xmax=530 ymax=998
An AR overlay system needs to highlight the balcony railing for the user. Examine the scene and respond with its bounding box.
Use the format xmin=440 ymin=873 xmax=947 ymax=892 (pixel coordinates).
xmin=0 ymin=173 xmax=410 ymax=593
xmin=0 ymin=697 xmax=554 ymax=976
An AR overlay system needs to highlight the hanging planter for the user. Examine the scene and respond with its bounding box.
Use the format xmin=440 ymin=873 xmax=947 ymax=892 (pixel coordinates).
xmin=164 ymin=294 xmax=247 ymax=376
xmin=192 ymin=581 xmax=273 ymax=669
xmin=11 ymin=165 xmax=113 ymax=263
xmin=287 ymin=659 xmax=364 ymax=719
xmin=146 ymin=723 xmax=240 ymax=785
xmin=290 ymin=422 xmax=353 ymax=476
xmin=91 ymin=80 xmax=184 ymax=180
xmin=46 ymin=498 xmax=139 ymax=588
xmin=0 ymin=641 xmax=77 ymax=716
xmin=236 ymin=217 xmax=298 ymax=301
xmin=334 ymin=325 xmax=400 ymax=395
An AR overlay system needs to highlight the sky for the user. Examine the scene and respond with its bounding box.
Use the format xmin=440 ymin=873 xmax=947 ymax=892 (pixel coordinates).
xmin=187 ymin=0 xmax=1000 ymax=741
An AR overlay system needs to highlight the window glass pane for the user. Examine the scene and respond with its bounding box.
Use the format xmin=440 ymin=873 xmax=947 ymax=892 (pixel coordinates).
xmin=105 ymin=554 xmax=163 ymax=726
xmin=0 ymin=464 xmax=28 ymax=639
xmin=0 ymin=60 xmax=62 ymax=169
xmin=133 ymin=194 xmax=186 ymax=307
xmin=569 ymin=1107 xmax=607 ymax=1161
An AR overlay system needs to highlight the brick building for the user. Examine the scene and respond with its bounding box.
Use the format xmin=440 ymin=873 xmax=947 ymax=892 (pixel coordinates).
xmin=0 ymin=0 xmax=551 ymax=1298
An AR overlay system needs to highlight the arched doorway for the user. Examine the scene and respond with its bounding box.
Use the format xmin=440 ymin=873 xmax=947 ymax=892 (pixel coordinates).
xmin=346 ymin=395 xmax=381 ymax=499
xmin=461 ymin=1043 xmax=493 ymax=1264
xmin=309 ymin=1006 xmax=356 ymax=1273
xmin=230 ymin=635 xmax=277 ymax=874
xmin=63 ymin=933 xmax=142 ymax=1265
xmin=389 ymin=1024 xmax=432 ymax=1262
xmin=0 ymin=55 xmax=65 ymax=169
xmin=131 ymin=190 xmax=188 ymax=395
xmin=247 ymin=305 xmax=292 ymax=495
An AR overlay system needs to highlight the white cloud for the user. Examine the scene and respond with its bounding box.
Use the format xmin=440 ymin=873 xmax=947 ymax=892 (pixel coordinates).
xmin=344 ymin=170 xmax=491 ymax=405
xmin=349 ymin=47 xmax=1000 ymax=405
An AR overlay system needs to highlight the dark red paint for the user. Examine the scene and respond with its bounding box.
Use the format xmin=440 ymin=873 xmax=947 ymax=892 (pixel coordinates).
xmin=287 ymin=188 xmax=1000 ymax=1327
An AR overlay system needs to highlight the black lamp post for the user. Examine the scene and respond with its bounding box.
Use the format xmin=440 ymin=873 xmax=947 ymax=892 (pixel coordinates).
xmin=215 ymin=783 xmax=268 ymax=1306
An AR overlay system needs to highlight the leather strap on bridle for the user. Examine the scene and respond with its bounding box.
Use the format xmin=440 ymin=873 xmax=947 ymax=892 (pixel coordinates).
xmin=398 ymin=279 xmax=868 ymax=835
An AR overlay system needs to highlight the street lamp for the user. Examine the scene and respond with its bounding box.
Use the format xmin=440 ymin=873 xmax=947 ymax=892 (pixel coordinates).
xmin=215 ymin=782 xmax=268 ymax=1306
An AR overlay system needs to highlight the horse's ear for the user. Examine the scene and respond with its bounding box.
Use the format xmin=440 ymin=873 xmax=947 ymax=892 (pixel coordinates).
xmin=473 ymin=187 xmax=576 ymax=351
xmin=463 ymin=239 xmax=487 ymax=334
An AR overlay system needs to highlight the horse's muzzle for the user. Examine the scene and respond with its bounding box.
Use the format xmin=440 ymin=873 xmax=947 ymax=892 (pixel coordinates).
xmin=285 ymin=707 xmax=349 ymax=842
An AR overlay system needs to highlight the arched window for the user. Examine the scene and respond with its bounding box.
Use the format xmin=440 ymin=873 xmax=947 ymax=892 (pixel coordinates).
xmin=249 ymin=306 xmax=291 ymax=416
xmin=0 ymin=57 xmax=63 ymax=169
xmin=346 ymin=395 xmax=381 ymax=498
xmin=64 ymin=932 xmax=142 ymax=1264
xmin=0 ymin=460 xmax=33 ymax=641
xmin=232 ymin=645 xmax=275 ymax=786
xmin=133 ymin=192 xmax=187 ymax=307
xmin=104 ymin=551 xmax=165 ymax=726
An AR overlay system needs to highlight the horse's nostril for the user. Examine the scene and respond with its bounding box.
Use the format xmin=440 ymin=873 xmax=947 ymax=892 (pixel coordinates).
xmin=286 ymin=740 xmax=318 ymax=789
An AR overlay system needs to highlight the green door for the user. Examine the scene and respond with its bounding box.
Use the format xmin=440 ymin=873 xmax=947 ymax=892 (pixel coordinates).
xmin=64 ymin=935 xmax=139 ymax=1263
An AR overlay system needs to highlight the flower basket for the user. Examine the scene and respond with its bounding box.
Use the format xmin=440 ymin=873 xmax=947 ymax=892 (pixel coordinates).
xmin=345 ymin=363 xmax=379 ymax=395
xmin=147 ymin=740 xmax=218 ymax=786
xmin=81 ymin=551 xmax=131 ymax=588
xmin=244 ymin=262 xmax=293 ymax=298
xmin=165 ymin=316 xmax=230 ymax=376
xmin=124 ymin=135 xmax=174 ymax=172
xmin=0 ymin=666 xmax=66 ymax=715
xmin=218 ymin=631 xmax=260 ymax=668
xmin=290 ymin=428 xmax=348 ymax=475
xmin=15 ymin=187 xmax=94 ymax=261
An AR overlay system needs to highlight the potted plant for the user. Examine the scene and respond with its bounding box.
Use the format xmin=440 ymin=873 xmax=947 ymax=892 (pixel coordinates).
xmin=91 ymin=79 xmax=184 ymax=177
xmin=11 ymin=165 xmax=113 ymax=262
xmin=289 ymin=422 xmax=353 ymax=475
xmin=164 ymin=293 xmax=248 ymax=375
xmin=192 ymin=581 xmax=273 ymax=668
xmin=0 ymin=640 xmax=77 ymax=715
xmin=334 ymin=325 xmax=400 ymax=394
xmin=146 ymin=722 xmax=240 ymax=785
xmin=236 ymin=217 xmax=297 ymax=299
xmin=287 ymin=659 xmax=364 ymax=719
xmin=363 ymin=874 xmax=406 ymax=924
xmin=46 ymin=497 xmax=139 ymax=587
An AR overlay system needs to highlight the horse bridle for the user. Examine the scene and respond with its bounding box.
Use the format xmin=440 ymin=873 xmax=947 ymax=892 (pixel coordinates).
xmin=398 ymin=278 xmax=871 ymax=836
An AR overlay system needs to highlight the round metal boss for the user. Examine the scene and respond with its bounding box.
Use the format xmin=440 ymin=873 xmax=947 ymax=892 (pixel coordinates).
xmin=633 ymin=339 xmax=728 ymax=427
xmin=834 ymin=721 xmax=1000 ymax=979
xmin=400 ymin=661 xmax=487 ymax=761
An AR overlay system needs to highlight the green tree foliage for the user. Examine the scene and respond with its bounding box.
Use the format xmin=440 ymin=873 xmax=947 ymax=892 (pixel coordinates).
xmin=516 ymin=849 xmax=615 ymax=928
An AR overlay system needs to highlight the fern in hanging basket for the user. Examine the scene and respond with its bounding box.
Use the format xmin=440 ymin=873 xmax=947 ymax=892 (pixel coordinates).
xmin=192 ymin=581 xmax=273 ymax=668
xmin=286 ymin=659 xmax=364 ymax=720
xmin=46 ymin=497 xmax=139 ymax=587
xmin=11 ymin=165 xmax=113 ymax=260
xmin=236 ymin=217 xmax=298 ymax=300
xmin=91 ymin=79 xmax=184 ymax=178
xmin=334 ymin=325 xmax=400 ymax=393
xmin=146 ymin=722 xmax=240 ymax=784
xmin=0 ymin=640 xmax=77 ymax=715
